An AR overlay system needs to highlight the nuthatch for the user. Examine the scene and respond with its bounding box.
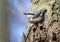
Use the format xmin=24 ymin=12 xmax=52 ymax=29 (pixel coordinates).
xmin=24 ymin=8 xmax=47 ymax=23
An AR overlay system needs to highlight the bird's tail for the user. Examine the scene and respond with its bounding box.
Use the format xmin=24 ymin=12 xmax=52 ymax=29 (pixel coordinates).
xmin=39 ymin=8 xmax=47 ymax=16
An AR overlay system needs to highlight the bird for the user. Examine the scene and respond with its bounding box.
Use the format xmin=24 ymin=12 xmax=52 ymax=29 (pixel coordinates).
xmin=24 ymin=8 xmax=47 ymax=23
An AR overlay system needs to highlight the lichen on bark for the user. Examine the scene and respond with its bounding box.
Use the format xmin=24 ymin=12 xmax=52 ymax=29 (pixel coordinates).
xmin=22 ymin=0 xmax=60 ymax=42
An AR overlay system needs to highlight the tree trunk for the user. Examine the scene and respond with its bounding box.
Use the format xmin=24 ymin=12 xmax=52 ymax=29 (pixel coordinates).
xmin=22 ymin=0 xmax=60 ymax=42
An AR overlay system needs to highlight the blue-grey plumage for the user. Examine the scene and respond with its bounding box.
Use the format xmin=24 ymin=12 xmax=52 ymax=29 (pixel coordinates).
xmin=24 ymin=8 xmax=47 ymax=23
xmin=32 ymin=8 xmax=47 ymax=19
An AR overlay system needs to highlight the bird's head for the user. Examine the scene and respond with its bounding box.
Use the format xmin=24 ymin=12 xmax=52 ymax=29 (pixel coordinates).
xmin=24 ymin=13 xmax=34 ymax=19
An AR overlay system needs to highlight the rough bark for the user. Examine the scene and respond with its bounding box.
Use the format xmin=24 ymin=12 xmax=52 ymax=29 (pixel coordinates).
xmin=22 ymin=0 xmax=60 ymax=42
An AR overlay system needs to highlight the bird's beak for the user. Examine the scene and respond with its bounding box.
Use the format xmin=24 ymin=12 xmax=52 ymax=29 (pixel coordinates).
xmin=24 ymin=13 xmax=34 ymax=15
xmin=24 ymin=13 xmax=27 ymax=15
